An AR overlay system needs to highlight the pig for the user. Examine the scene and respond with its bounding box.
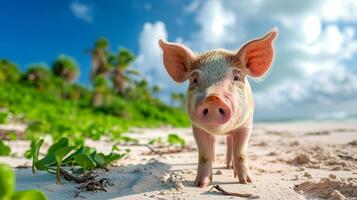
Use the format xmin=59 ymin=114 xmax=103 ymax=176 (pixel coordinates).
xmin=159 ymin=28 xmax=277 ymax=187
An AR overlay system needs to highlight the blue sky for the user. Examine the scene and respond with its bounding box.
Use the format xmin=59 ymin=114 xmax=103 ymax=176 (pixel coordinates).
xmin=0 ymin=0 xmax=196 ymax=85
xmin=1 ymin=0 xmax=357 ymax=121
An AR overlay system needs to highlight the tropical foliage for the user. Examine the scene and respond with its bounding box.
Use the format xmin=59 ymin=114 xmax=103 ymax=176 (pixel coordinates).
xmin=0 ymin=37 xmax=189 ymax=145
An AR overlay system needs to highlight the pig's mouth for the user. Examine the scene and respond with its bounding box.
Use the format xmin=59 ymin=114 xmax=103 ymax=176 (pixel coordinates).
xmin=194 ymin=94 xmax=232 ymax=126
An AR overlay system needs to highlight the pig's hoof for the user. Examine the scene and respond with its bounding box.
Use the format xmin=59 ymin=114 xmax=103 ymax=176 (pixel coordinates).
xmin=194 ymin=165 xmax=212 ymax=187
xmin=193 ymin=175 xmax=212 ymax=188
xmin=233 ymin=162 xmax=252 ymax=184
xmin=226 ymin=161 xmax=233 ymax=169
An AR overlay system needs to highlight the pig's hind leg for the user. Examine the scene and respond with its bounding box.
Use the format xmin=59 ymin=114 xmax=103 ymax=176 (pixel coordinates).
xmin=193 ymin=126 xmax=216 ymax=187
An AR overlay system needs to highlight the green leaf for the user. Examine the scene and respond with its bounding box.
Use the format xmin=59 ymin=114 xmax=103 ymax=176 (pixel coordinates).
xmin=7 ymin=132 xmax=17 ymax=141
xmin=31 ymin=139 xmax=44 ymax=174
xmin=117 ymin=135 xmax=138 ymax=144
xmin=61 ymin=145 xmax=84 ymax=165
xmin=167 ymin=134 xmax=186 ymax=147
xmin=104 ymin=145 xmax=125 ymax=165
xmin=61 ymin=146 xmax=95 ymax=165
xmin=105 ymin=153 xmax=125 ymax=164
xmin=0 ymin=139 xmax=11 ymax=156
xmin=24 ymin=140 xmax=35 ymax=159
xmin=55 ymin=146 xmax=75 ymax=164
xmin=0 ymin=164 xmax=15 ymax=200
xmin=47 ymin=138 xmax=68 ymax=153
xmin=111 ymin=145 xmax=120 ymax=153
xmin=55 ymin=146 xmax=75 ymax=184
xmin=93 ymin=153 xmax=107 ymax=167
xmin=73 ymin=153 xmax=96 ymax=171
xmin=0 ymin=112 xmax=7 ymax=124
xmin=35 ymin=138 xmax=68 ymax=171
xmin=24 ymin=149 xmax=32 ymax=159
xmin=11 ymin=190 xmax=47 ymax=200
xmin=35 ymin=153 xmax=56 ymax=171
xmin=148 ymin=137 xmax=163 ymax=145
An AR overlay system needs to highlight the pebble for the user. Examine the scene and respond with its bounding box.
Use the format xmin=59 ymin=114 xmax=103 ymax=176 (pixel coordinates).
xmin=215 ymin=170 xmax=223 ymax=175
xmin=329 ymin=173 xmax=337 ymax=179
xmin=303 ymin=172 xmax=312 ymax=179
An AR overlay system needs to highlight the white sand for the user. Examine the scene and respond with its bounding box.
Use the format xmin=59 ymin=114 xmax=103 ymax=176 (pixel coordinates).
xmin=1 ymin=121 xmax=357 ymax=200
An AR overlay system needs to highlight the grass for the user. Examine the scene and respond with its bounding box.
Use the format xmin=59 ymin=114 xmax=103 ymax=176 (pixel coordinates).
xmin=0 ymin=82 xmax=189 ymax=144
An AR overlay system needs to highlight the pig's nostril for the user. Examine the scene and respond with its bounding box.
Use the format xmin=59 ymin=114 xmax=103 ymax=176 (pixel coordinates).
xmin=218 ymin=108 xmax=225 ymax=115
xmin=203 ymin=108 xmax=209 ymax=116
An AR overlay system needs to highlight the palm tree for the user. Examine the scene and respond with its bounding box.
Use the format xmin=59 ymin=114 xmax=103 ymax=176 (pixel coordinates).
xmin=91 ymin=37 xmax=110 ymax=79
xmin=52 ymin=55 xmax=79 ymax=83
xmin=90 ymin=37 xmax=110 ymax=107
xmin=109 ymin=48 xmax=138 ymax=95
xmin=0 ymin=59 xmax=21 ymax=83
xmin=24 ymin=64 xmax=52 ymax=90
xmin=129 ymin=79 xmax=151 ymax=100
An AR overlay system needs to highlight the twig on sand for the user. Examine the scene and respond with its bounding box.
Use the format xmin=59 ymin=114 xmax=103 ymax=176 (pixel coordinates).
xmin=117 ymin=143 xmax=160 ymax=154
xmin=143 ymin=144 xmax=159 ymax=154
xmin=337 ymin=154 xmax=357 ymax=162
xmin=74 ymin=178 xmax=111 ymax=198
xmin=119 ymin=143 xmax=195 ymax=155
xmin=208 ymin=185 xmax=259 ymax=198
xmin=143 ymin=145 xmax=196 ymax=156
xmin=15 ymin=165 xmax=31 ymax=169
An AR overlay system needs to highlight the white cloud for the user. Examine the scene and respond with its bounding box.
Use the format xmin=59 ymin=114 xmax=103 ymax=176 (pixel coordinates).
xmin=69 ymin=1 xmax=94 ymax=23
xmin=191 ymin=0 xmax=357 ymax=120
xmin=302 ymin=15 xmax=321 ymax=44
xmin=184 ymin=0 xmax=201 ymax=13
xmin=254 ymin=65 xmax=357 ymax=120
xmin=292 ymin=25 xmax=357 ymax=77
xmin=191 ymin=0 xmax=237 ymax=50
xmin=136 ymin=0 xmax=357 ymax=120
xmin=319 ymin=0 xmax=357 ymax=22
xmin=134 ymin=21 xmax=186 ymax=102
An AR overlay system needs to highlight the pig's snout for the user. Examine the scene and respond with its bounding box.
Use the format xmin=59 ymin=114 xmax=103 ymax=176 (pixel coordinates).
xmin=196 ymin=95 xmax=232 ymax=125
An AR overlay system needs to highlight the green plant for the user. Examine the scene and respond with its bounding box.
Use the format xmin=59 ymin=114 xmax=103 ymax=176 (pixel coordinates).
xmin=55 ymin=146 xmax=75 ymax=184
xmin=23 ymin=64 xmax=53 ymax=91
xmin=148 ymin=136 xmax=163 ymax=145
xmin=29 ymin=139 xmax=44 ymax=174
xmin=0 ymin=111 xmax=8 ymax=124
xmin=167 ymin=134 xmax=186 ymax=148
xmin=109 ymin=48 xmax=138 ymax=94
xmin=0 ymin=163 xmax=48 ymax=200
xmin=0 ymin=59 xmax=21 ymax=83
xmin=0 ymin=41 xmax=190 ymax=143
xmin=0 ymin=139 xmax=11 ymax=156
xmin=7 ymin=132 xmax=17 ymax=141
xmin=73 ymin=153 xmax=96 ymax=173
xmin=28 ymin=138 xmax=126 ymax=184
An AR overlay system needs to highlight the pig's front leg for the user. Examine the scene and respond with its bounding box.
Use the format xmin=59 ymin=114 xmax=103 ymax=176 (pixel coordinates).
xmin=193 ymin=126 xmax=216 ymax=187
xmin=226 ymin=135 xmax=233 ymax=169
xmin=232 ymin=127 xmax=252 ymax=184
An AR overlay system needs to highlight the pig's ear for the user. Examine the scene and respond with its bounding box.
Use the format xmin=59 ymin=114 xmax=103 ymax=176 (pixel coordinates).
xmin=234 ymin=29 xmax=278 ymax=78
xmin=159 ymin=39 xmax=195 ymax=82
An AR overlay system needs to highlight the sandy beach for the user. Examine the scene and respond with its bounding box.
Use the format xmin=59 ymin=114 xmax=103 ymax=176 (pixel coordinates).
xmin=1 ymin=121 xmax=357 ymax=200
